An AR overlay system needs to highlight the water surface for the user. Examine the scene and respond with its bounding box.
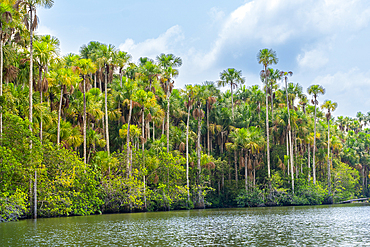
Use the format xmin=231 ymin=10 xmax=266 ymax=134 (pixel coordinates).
xmin=1 ymin=204 xmax=369 ymax=246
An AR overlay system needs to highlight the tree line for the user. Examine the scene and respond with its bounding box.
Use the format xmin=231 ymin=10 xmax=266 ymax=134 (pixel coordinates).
xmin=0 ymin=1 xmax=368 ymax=222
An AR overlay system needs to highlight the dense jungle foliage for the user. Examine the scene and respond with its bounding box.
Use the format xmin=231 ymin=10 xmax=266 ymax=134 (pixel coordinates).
xmin=0 ymin=1 xmax=368 ymax=222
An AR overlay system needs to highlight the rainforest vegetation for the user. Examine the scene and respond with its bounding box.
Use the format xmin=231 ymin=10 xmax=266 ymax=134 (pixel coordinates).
xmin=1 ymin=1 xmax=369 ymax=222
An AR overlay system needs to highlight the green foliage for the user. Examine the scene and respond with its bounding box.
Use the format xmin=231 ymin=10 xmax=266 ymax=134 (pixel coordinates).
xmin=333 ymin=162 xmax=360 ymax=202
xmin=0 ymin=190 xmax=28 ymax=222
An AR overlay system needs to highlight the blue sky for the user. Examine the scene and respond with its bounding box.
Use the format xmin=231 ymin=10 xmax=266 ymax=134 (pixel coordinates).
xmin=37 ymin=0 xmax=370 ymax=117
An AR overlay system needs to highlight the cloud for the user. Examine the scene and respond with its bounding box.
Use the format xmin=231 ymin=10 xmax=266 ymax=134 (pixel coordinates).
xmin=297 ymin=48 xmax=329 ymax=70
xmin=119 ymin=25 xmax=184 ymax=61
xmin=311 ymin=68 xmax=370 ymax=116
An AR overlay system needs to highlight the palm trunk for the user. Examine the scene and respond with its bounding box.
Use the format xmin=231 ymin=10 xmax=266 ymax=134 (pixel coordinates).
xmin=234 ymin=149 xmax=238 ymax=186
xmin=29 ymin=8 xmax=34 ymax=154
xmin=186 ymin=107 xmax=190 ymax=202
xmin=327 ymin=120 xmax=331 ymax=196
xmin=142 ymin=107 xmax=146 ymax=209
xmin=313 ymin=97 xmax=317 ymax=184
xmin=57 ymin=85 xmax=63 ymax=145
xmin=287 ymin=132 xmax=290 ymax=176
xmin=167 ymin=91 xmax=170 ymax=153
xmin=207 ymin=104 xmax=210 ymax=155
xmin=197 ymin=115 xmax=202 ymax=207
xmin=94 ymin=71 xmax=97 ymax=88
xmin=126 ymin=99 xmax=132 ymax=178
xmin=308 ymin=144 xmax=311 ymax=181
xmin=265 ymin=76 xmax=271 ymax=181
xmin=39 ymin=67 xmax=43 ymax=144
xmin=153 ymin=121 xmax=155 ymax=140
xmin=0 ymin=38 xmax=3 ymax=140
xmin=83 ymin=75 xmax=87 ymax=163
xmin=105 ymin=66 xmax=110 ymax=155
xmin=245 ymin=150 xmax=248 ymax=191
xmin=231 ymin=84 xmax=234 ymax=120
xmin=285 ymin=77 xmax=294 ymax=192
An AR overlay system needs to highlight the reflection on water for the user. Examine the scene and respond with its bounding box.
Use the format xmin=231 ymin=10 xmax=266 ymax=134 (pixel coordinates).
xmin=1 ymin=204 xmax=369 ymax=246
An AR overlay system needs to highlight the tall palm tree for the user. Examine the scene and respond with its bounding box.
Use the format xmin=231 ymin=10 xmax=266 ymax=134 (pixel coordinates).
xmin=0 ymin=2 xmax=14 ymax=139
xmin=257 ymin=48 xmax=278 ymax=182
xmin=122 ymin=78 xmax=137 ymax=177
xmin=183 ymin=84 xmax=195 ymax=203
xmin=156 ymin=53 xmax=182 ymax=153
xmin=96 ymin=44 xmax=116 ymax=155
xmin=307 ymin=84 xmax=325 ymax=184
xmin=321 ymin=99 xmax=337 ymax=198
xmin=280 ymin=71 xmax=295 ymax=192
xmin=134 ymin=89 xmax=156 ymax=209
xmin=217 ymin=68 xmax=245 ymax=120
xmin=74 ymin=58 xmax=97 ymax=163
xmin=15 ymin=0 xmax=54 ymax=146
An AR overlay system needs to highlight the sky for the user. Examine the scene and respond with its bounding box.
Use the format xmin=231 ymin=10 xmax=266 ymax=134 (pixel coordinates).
xmin=37 ymin=0 xmax=370 ymax=117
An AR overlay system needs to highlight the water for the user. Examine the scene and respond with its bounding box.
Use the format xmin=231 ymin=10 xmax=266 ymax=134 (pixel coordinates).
xmin=1 ymin=204 xmax=369 ymax=246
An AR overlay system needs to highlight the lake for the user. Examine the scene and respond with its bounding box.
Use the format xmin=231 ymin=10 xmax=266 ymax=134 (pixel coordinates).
xmin=1 ymin=204 xmax=369 ymax=246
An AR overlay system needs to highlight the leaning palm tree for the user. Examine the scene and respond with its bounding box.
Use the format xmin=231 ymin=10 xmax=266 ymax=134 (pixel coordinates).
xmin=307 ymin=84 xmax=325 ymax=184
xmin=321 ymin=99 xmax=337 ymax=198
xmin=217 ymin=68 xmax=245 ymax=120
xmin=280 ymin=70 xmax=295 ymax=192
xmin=257 ymin=48 xmax=278 ymax=182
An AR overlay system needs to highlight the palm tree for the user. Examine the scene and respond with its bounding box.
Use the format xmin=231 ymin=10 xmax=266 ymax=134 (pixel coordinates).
xmin=96 ymin=44 xmax=116 ymax=155
xmin=15 ymin=0 xmax=54 ymax=151
xmin=183 ymin=84 xmax=195 ymax=203
xmin=257 ymin=48 xmax=278 ymax=182
xmin=156 ymin=53 xmax=182 ymax=153
xmin=122 ymin=78 xmax=137 ymax=177
xmin=321 ymin=100 xmax=337 ymax=198
xmin=217 ymin=68 xmax=245 ymax=120
xmin=33 ymin=35 xmax=59 ymax=143
xmin=280 ymin=71 xmax=295 ymax=192
xmin=0 ymin=2 xmax=14 ymax=139
xmin=134 ymin=89 xmax=156 ymax=209
xmin=75 ymin=58 xmax=97 ymax=163
xmin=115 ymin=50 xmax=131 ymax=87
xmin=307 ymin=84 xmax=325 ymax=184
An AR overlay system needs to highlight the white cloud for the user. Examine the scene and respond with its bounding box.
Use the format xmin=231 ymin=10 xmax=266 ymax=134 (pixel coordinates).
xmin=311 ymin=68 xmax=370 ymax=116
xmin=297 ymin=49 xmax=329 ymax=70
xmin=119 ymin=25 xmax=184 ymax=61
